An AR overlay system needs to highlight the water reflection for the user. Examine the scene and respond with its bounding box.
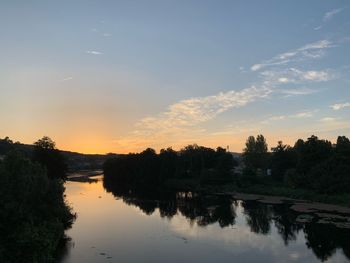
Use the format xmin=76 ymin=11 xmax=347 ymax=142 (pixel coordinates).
xmin=304 ymin=223 xmax=350 ymax=262
xmin=273 ymin=205 xmax=301 ymax=245
xmin=103 ymin=178 xmax=350 ymax=262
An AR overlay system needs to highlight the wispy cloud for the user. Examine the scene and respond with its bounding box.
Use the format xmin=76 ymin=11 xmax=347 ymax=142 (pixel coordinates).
xmin=279 ymin=87 xmax=319 ymax=97
xmin=251 ymin=40 xmax=332 ymax=72
xmin=323 ymin=8 xmax=344 ymax=22
xmin=86 ymin=50 xmax=103 ymax=55
xmin=313 ymin=8 xmax=344 ymax=31
xmin=261 ymin=68 xmax=333 ymax=85
xmin=116 ymin=39 xmax=336 ymax=151
xmin=102 ymin=33 xmax=112 ymax=37
xmin=292 ymin=110 xmax=316 ymax=119
xmin=331 ymin=102 xmax=350 ymax=110
xmin=252 ymin=39 xmax=335 ymax=108
xmin=60 ymin=76 xmax=73 ymax=82
xmin=137 ymin=86 xmax=272 ymax=131
xmin=268 ymin=115 xmax=287 ymax=121
xmin=113 ymin=86 xmax=272 ymax=151
xmin=302 ymin=70 xmax=331 ymax=81
xmin=263 ymin=110 xmax=317 ymax=124
xmin=320 ymin=117 xmax=339 ymax=122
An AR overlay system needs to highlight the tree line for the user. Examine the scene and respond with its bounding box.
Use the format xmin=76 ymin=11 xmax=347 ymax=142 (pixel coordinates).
xmin=0 ymin=136 xmax=74 ymax=263
xmin=103 ymin=144 xmax=236 ymax=191
xmin=104 ymin=134 xmax=350 ymax=195
xmin=242 ymin=134 xmax=350 ymax=194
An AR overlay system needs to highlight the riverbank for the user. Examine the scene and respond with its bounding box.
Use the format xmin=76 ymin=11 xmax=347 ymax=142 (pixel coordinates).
xmin=66 ymin=170 xmax=103 ymax=183
xmin=163 ymin=178 xmax=350 ymax=229
xmin=163 ymin=178 xmax=350 ymax=208
xmin=232 ymin=184 xmax=350 ymax=207
xmin=79 ymin=171 xmax=350 ymax=209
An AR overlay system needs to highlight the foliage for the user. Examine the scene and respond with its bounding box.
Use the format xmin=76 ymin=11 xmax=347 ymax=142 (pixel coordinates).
xmin=238 ymin=134 xmax=350 ymax=194
xmin=32 ymin=136 xmax=67 ymax=180
xmin=286 ymin=135 xmax=350 ymax=193
xmin=105 ymin=134 xmax=350 ymax=195
xmin=104 ymin=144 xmax=237 ymax=191
xmin=0 ymin=137 xmax=15 ymax=155
xmin=0 ymin=150 xmax=75 ymax=263
xmin=263 ymin=135 xmax=350 ymax=194
xmin=243 ymin=134 xmax=269 ymax=171
xmin=294 ymin=135 xmax=333 ymax=176
xmin=270 ymin=141 xmax=297 ymax=181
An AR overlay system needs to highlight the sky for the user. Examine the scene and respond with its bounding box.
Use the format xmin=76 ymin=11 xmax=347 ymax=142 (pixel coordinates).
xmin=0 ymin=0 xmax=350 ymax=154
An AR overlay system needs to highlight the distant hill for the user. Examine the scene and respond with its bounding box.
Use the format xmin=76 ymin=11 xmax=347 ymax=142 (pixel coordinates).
xmin=0 ymin=137 xmax=111 ymax=171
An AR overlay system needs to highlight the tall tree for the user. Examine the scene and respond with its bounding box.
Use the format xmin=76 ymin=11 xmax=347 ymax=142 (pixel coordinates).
xmin=243 ymin=134 xmax=269 ymax=170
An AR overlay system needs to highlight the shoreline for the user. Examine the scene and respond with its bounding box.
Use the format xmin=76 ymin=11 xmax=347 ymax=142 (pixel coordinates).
xmin=67 ymin=171 xmax=350 ymax=213
xmin=66 ymin=170 xmax=103 ymax=183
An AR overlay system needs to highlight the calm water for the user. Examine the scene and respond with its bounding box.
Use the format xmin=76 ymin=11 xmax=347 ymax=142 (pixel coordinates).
xmin=59 ymin=176 xmax=350 ymax=263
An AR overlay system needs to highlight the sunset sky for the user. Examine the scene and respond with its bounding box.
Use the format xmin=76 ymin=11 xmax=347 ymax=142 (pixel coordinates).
xmin=1 ymin=0 xmax=350 ymax=154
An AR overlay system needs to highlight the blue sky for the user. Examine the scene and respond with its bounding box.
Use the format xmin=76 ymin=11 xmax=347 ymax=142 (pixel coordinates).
xmin=0 ymin=0 xmax=350 ymax=153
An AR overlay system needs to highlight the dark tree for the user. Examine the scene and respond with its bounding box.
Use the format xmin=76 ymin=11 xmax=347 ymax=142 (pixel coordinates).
xmin=0 ymin=137 xmax=14 ymax=155
xmin=0 ymin=151 xmax=74 ymax=263
xmin=32 ymin=136 xmax=67 ymax=180
xmin=270 ymin=141 xmax=297 ymax=181
xmin=295 ymin=135 xmax=332 ymax=175
xmin=243 ymin=134 xmax=269 ymax=171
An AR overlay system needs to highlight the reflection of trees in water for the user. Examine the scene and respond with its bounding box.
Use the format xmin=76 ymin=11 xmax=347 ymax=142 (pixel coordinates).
xmin=241 ymin=200 xmax=350 ymax=261
xmin=241 ymin=201 xmax=273 ymax=234
xmin=213 ymin=200 xmax=238 ymax=228
xmin=343 ymin=244 xmax=350 ymax=260
xmin=304 ymin=223 xmax=350 ymax=262
xmin=103 ymin=178 xmax=236 ymax=227
xmin=103 ymin=178 xmax=350 ymax=262
xmin=305 ymin=224 xmax=336 ymax=262
xmin=177 ymin=195 xmax=237 ymax=228
xmin=159 ymin=199 xmax=178 ymax=219
xmin=129 ymin=199 xmax=158 ymax=215
xmin=54 ymin=237 xmax=74 ymax=262
xmin=272 ymin=205 xmax=302 ymax=245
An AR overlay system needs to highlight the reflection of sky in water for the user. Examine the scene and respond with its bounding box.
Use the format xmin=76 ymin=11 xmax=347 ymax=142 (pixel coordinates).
xmin=60 ymin=179 xmax=348 ymax=263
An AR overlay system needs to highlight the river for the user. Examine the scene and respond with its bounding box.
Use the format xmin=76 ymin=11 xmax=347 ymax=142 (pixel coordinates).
xmin=59 ymin=175 xmax=350 ymax=263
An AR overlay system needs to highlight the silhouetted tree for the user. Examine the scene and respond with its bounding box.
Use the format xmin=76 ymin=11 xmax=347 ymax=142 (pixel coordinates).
xmin=295 ymin=135 xmax=332 ymax=175
xmin=270 ymin=141 xmax=297 ymax=181
xmin=32 ymin=137 xmax=67 ymax=180
xmin=243 ymin=135 xmax=269 ymax=171
xmin=0 ymin=151 xmax=74 ymax=263
xmin=0 ymin=137 xmax=14 ymax=155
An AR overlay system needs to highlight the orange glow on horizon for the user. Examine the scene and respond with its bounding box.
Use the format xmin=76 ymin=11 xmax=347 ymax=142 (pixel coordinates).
xmin=4 ymin=129 xmax=343 ymax=155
